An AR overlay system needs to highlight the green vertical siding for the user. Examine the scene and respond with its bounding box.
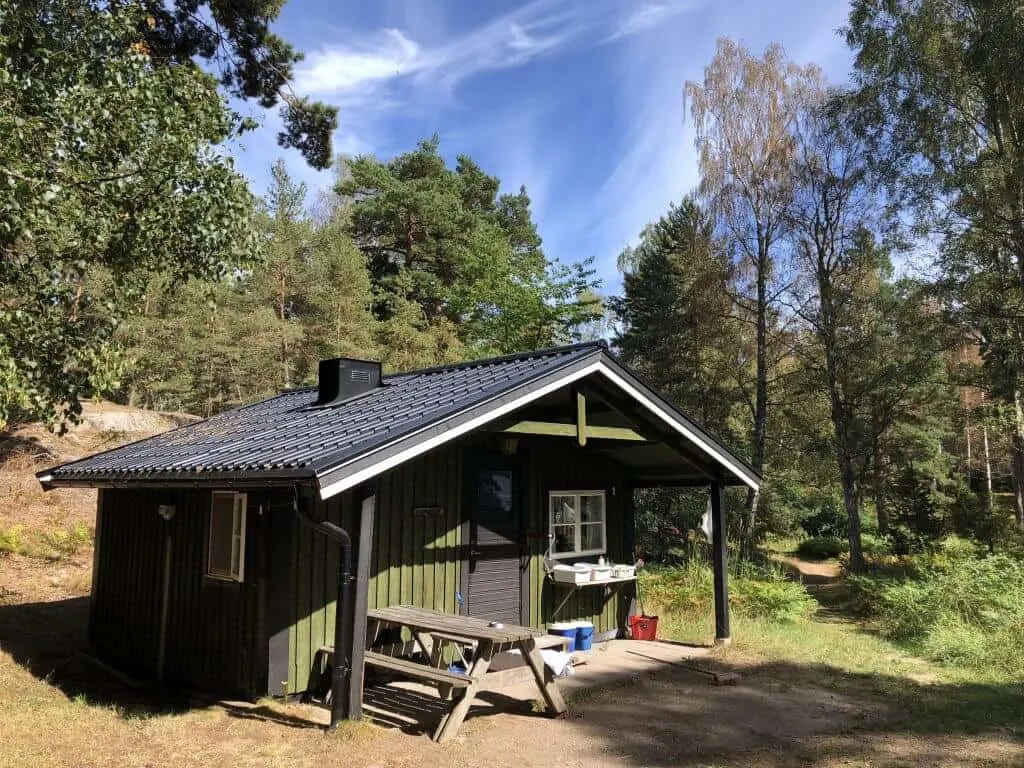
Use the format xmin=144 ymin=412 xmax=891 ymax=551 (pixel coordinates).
xmin=287 ymin=434 xmax=637 ymax=693
xmin=288 ymin=444 xmax=463 ymax=693
xmin=522 ymin=438 xmax=635 ymax=635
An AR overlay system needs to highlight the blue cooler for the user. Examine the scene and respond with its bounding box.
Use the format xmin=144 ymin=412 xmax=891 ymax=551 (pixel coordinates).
xmin=548 ymin=622 xmax=577 ymax=652
xmin=575 ymin=621 xmax=595 ymax=651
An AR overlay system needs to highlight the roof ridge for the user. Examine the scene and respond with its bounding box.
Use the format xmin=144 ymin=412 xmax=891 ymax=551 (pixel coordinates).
xmin=388 ymin=340 xmax=607 ymax=378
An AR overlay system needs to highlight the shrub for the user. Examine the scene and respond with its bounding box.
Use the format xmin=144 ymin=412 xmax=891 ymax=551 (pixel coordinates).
xmin=860 ymin=534 xmax=892 ymax=559
xmin=796 ymin=536 xmax=847 ymax=560
xmin=640 ymin=559 xmax=815 ymax=624
xmin=0 ymin=525 xmax=25 ymax=555
xmin=847 ymin=541 xmax=1024 ymax=677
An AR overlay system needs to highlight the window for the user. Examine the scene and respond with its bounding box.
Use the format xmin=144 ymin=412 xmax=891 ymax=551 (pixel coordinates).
xmin=208 ymin=492 xmax=246 ymax=582
xmin=548 ymin=491 xmax=606 ymax=558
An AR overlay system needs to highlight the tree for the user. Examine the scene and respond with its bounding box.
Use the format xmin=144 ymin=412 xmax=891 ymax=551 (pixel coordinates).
xmin=845 ymin=0 xmax=1024 ymax=529
xmin=612 ymin=196 xmax=746 ymax=442
xmin=337 ymin=138 xmax=600 ymax=357
xmin=133 ymin=0 xmax=337 ymax=168
xmin=685 ymin=39 xmax=823 ymax=552
xmin=0 ymin=0 xmax=257 ymax=431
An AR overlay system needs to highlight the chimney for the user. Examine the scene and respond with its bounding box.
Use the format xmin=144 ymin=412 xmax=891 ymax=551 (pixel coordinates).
xmin=316 ymin=357 xmax=382 ymax=405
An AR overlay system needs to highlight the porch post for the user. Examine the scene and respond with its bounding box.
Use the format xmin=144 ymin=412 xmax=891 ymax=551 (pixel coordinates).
xmin=346 ymin=488 xmax=376 ymax=720
xmin=710 ymin=481 xmax=730 ymax=645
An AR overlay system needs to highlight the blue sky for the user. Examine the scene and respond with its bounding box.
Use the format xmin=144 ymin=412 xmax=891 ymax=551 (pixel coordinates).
xmin=228 ymin=0 xmax=854 ymax=295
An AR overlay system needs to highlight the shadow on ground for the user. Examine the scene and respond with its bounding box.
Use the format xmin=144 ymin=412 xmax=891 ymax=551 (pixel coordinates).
xmin=2 ymin=594 xmax=1022 ymax=767
xmin=0 ymin=596 xmax=202 ymax=717
xmin=0 ymin=432 xmax=56 ymax=464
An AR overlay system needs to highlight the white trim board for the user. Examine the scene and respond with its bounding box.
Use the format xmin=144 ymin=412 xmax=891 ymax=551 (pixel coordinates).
xmin=316 ymin=358 xmax=760 ymax=500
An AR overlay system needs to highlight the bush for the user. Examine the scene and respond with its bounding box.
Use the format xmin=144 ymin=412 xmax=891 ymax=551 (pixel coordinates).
xmin=847 ymin=541 xmax=1024 ymax=677
xmin=640 ymin=559 xmax=815 ymax=624
xmin=0 ymin=525 xmax=25 ymax=555
xmin=796 ymin=536 xmax=847 ymax=560
xmin=860 ymin=534 xmax=892 ymax=559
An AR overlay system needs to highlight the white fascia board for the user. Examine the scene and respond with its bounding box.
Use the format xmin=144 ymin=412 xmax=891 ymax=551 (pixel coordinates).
xmin=316 ymin=361 xmax=604 ymax=500
xmin=316 ymin=358 xmax=760 ymax=500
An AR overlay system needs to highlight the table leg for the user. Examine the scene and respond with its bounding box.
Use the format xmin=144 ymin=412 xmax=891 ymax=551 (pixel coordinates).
xmin=365 ymin=618 xmax=382 ymax=650
xmin=433 ymin=639 xmax=494 ymax=743
xmin=519 ymin=637 xmax=567 ymax=716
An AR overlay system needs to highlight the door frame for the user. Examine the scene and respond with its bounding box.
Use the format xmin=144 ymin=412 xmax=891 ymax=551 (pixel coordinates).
xmin=460 ymin=449 xmax=528 ymax=626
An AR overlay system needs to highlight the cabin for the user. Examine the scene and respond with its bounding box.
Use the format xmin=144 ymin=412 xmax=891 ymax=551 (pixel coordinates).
xmin=38 ymin=342 xmax=759 ymax=716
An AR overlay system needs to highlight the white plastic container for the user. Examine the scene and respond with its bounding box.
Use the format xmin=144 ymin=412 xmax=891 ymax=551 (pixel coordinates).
xmin=611 ymin=564 xmax=636 ymax=579
xmin=591 ymin=565 xmax=613 ymax=581
xmin=552 ymin=564 xmax=592 ymax=584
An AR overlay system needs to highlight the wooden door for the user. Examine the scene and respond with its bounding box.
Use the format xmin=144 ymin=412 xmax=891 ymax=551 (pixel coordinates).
xmin=464 ymin=457 xmax=523 ymax=625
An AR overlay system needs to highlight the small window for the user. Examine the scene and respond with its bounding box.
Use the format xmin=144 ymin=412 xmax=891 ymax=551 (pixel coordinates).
xmin=208 ymin=492 xmax=246 ymax=582
xmin=549 ymin=491 xmax=606 ymax=558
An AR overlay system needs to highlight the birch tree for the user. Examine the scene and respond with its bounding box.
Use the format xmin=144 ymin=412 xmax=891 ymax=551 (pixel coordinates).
xmin=685 ymin=39 xmax=822 ymax=552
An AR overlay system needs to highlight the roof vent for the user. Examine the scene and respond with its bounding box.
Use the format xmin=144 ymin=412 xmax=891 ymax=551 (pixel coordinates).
xmin=316 ymin=357 xmax=382 ymax=406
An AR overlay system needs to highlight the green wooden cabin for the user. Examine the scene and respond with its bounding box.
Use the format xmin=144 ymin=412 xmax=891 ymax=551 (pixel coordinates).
xmin=40 ymin=343 xmax=760 ymax=709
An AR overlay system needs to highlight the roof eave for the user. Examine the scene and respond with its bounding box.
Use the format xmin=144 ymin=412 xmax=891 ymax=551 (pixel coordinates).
xmin=37 ymin=466 xmax=316 ymax=491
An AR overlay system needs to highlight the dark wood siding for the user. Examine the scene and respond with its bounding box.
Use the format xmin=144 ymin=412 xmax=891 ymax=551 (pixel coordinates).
xmin=91 ymin=488 xmax=268 ymax=700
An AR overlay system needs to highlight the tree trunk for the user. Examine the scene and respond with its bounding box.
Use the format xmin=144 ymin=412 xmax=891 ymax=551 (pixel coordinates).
xmin=1012 ymin=386 xmax=1024 ymax=530
xmin=872 ymin=434 xmax=888 ymax=537
xmin=840 ymin=444 xmax=864 ymax=571
xmin=742 ymin=248 xmax=770 ymax=559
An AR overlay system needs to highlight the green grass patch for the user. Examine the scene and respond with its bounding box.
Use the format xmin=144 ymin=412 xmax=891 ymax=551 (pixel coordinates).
xmin=0 ymin=521 xmax=93 ymax=560
xmin=641 ymin=559 xmax=816 ymax=624
xmin=644 ymin=556 xmax=1024 ymax=738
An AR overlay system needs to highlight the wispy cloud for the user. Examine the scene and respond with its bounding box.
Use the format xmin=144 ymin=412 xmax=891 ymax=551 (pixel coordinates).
xmin=605 ymin=2 xmax=702 ymax=42
xmin=293 ymin=0 xmax=702 ymax=99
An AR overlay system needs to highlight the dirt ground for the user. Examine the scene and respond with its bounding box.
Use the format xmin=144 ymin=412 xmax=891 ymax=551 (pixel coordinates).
xmin=1 ymin=407 xmax=1022 ymax=767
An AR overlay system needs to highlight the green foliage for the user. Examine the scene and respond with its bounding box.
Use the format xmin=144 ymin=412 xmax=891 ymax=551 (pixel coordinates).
xmin=0 ymin=521 xmax=93 ymax=560
xmin=140 ymin=0 xmax=337 ymax=168
xmin=641 ymin=560 xmax=816 ymax=624
xmin=339 ymin=138 xmax=601 ymax=357
xmin=796 ymin=536 xmax=848 ymax=560
xmin=847 ymin=541 xmax=1024 ymax=677
xmin=0 ymin=0 xmax=258 ymax=431
xmin=0 ymin=525 xmax=25 ymax=555
xmin=611 ymin=196 xmax=747 ymax=445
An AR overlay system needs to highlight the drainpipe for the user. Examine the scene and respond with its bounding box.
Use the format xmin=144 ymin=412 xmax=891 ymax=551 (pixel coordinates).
xmin=314 ymin=519 xmax=354 ymax=731
xmin=292 ymin=491 xmax=354 ymax=731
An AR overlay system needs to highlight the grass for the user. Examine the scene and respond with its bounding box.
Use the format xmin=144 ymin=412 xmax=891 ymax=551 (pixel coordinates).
xmin=0 ymin=521 xmax=92 ymax=560
xmin=642 ymin=559 xmax=1024 ymax=740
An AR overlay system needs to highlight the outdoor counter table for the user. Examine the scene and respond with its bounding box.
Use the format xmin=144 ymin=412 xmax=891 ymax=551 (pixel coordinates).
xmin=364 ymin=605 xmax=568 ymax=742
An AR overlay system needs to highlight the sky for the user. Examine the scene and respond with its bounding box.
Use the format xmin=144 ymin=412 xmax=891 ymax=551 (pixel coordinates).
xmin=228 ymin=0 xmax=854 ymax=295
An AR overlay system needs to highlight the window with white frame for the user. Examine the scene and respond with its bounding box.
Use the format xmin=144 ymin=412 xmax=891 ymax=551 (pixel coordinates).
xmin=549 ymin=491 xmax=606 ymax=558
xmin=208 ymin=491 xmax=246 ymax=581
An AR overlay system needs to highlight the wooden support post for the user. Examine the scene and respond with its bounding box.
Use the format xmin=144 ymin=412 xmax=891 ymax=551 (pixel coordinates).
xmin=575 ymin=389 xmax=587 ymax=446
xmin=710 ymin=481 xmax=730 ymax=645
xmin=346 ymin=489 xmax=376 ymax=720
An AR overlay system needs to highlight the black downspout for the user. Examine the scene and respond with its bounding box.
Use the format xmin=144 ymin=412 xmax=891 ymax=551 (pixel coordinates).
xmin=313 ymin=520 xmax=353 ymax=731
xmin=292 ymin=490 xmax=354 ymax=731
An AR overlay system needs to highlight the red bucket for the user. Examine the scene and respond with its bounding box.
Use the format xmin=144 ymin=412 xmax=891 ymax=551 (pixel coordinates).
xmin=629 ymin=614 xmax=658 ymax=641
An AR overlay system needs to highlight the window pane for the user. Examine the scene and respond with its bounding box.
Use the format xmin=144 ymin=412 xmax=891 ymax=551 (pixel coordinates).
xmin=208 ymin=494 xmax=235 ymax=576
xmin=580 ymin=494 xmax=604 ymax=523
xmin=580 ymin=523 xmax=604 ymax=552
xmin=478 ymin=470 xmax=513 ymax=512
xmin=551 ymin=524 xmax=575 ymax=554
xmin=550 ymin=495 xmax=577 ymax=525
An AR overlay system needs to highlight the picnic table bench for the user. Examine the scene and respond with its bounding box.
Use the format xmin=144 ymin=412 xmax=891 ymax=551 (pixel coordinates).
xmin=360 ymin=605 xmax=569 ymax=742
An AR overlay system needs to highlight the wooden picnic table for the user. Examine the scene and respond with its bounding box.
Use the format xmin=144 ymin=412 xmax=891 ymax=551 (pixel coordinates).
xmin=365 ymin=605 xmax=568 ymax=742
